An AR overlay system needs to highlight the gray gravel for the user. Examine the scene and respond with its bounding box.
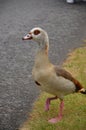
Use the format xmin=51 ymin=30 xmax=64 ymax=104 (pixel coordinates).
xmin=0 ymin=0 xmax=86 ymax=130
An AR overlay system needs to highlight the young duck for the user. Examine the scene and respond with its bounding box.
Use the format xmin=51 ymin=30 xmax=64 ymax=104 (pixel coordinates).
xmin=22 ymin=27 xmax=86 ymax=123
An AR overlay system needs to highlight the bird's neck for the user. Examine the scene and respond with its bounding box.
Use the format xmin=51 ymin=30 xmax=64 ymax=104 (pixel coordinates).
xmin=34 ymin=42 xmax=51 ymax=68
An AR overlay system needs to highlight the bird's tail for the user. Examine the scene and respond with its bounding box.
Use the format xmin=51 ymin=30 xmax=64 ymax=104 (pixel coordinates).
xmin=79 ymin=88 xmax=86 ymax=94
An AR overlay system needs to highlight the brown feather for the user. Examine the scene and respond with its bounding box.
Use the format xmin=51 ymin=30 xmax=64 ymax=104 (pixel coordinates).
xmin=54 ymin=66 xmax=83 ymax=92
xmin=35 ymin=81 xmax=41 ymax=86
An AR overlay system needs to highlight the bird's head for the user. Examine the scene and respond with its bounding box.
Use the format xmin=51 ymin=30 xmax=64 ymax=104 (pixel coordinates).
xmin=22 ymin=27 xmax=49 ymax=48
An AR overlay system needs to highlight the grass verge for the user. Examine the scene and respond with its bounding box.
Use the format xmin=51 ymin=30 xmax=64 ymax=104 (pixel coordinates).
xmin=20 ymin=46 xmax=86 ymax=130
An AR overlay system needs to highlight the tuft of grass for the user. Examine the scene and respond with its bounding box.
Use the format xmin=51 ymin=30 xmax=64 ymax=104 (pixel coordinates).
xmin=20 ymin=46 xmax=86 ymax=130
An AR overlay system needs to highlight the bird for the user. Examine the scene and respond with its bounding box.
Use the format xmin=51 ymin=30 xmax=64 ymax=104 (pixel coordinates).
xmin=22 ymin=27 xmax=86 ymax=123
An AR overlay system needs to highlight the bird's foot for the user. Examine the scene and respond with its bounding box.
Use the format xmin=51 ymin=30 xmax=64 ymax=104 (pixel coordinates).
xmin=48 ymin=99 xmax=64 ymax=123
xmin=45 ymin=98 xmax=50 ymax=111
xmin=45 ymin=96 xmax=57 ymax=111
xmin=48 ymin=116 xmax=62 ymax=124
xmin=45 ymin=102 xmax=50 ymax=111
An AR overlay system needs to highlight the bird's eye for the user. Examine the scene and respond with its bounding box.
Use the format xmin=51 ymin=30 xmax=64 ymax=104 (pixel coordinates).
xmin=34 ymin=30 xmax=40 ymax=35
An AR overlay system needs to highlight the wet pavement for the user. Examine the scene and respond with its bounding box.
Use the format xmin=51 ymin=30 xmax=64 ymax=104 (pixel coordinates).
xmin=0 ymin=0 xmax=86 ymax=130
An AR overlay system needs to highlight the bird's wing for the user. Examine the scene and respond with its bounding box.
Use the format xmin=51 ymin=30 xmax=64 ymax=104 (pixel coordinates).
xmin=54 ymin=66 xmax=83 ymax=92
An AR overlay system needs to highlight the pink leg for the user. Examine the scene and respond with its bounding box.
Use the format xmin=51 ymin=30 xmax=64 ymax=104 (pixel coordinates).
xmin=45 ymin=96 xmax=57 ymax=111
xmin=48 ymin=100 xmax=64 ymax=123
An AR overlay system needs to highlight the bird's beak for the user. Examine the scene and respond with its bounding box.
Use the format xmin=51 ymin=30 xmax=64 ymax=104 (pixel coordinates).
xmin=22 ymin=33 xmax=33 ymax=40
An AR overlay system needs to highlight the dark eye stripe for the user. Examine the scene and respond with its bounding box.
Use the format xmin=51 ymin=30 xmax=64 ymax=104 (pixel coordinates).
xmin=34 ymin=30 xmax=40 ymax=35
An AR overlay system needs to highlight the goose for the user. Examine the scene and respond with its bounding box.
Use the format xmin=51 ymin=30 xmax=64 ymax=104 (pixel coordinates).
xmin=22 ymin=27 xmax=86 ymax=123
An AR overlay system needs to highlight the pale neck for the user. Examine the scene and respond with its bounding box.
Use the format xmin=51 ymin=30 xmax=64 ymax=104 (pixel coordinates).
xmin=34 ymin=43 xmax=50 ymax=68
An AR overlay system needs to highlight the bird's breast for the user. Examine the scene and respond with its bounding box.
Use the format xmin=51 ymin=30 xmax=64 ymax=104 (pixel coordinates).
xmin=32 ymin=66 xmax=75 ymax=98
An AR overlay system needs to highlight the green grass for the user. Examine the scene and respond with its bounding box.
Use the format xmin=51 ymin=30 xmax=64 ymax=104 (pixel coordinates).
xmin=20 ymin=47 xmax=86 ymax=130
